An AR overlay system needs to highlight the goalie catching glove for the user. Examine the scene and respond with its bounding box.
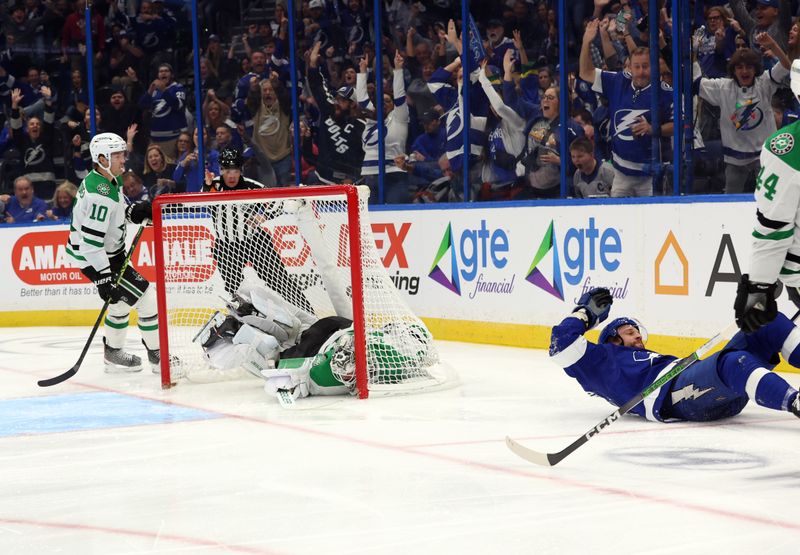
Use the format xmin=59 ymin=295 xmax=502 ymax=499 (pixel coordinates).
xmin=572 ymin=287 xmax=613 ymax=330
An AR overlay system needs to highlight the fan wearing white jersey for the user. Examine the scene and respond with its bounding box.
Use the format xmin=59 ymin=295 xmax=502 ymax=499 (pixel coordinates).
xmin=67 ymin=133 xmax=166 ymax=373
xmin=356 ymin=50 xmax=410 ymax=203
xmin=735 ymin=59 xmax=800 ymax=333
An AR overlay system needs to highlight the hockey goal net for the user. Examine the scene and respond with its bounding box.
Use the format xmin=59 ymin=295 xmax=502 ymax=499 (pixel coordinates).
xmin=152 ymin=185 xmax=451 ymax=398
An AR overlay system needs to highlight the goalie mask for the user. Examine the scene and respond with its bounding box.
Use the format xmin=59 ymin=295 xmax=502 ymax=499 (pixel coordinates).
xmin=328 ymin=323 xmax=434 ymax=385
xmin=599 ymin=317 xmax=648 ymax=345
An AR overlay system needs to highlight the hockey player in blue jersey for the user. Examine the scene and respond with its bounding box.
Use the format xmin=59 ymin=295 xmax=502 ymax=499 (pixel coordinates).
xmin=550 ymin=287 xmax=800 ymax=422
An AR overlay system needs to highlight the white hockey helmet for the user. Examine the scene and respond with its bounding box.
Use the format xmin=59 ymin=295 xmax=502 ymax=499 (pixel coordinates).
xmin=89 ymin=132 xmax=127 ymax=174
xmin=791 ymin=59 xmax=800 ymax=100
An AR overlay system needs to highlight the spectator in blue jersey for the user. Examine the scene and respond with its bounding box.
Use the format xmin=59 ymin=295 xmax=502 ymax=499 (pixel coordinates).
xmin=9 ymin=86 xmax=57 ymax=200
xmin=550 ymin=287 xmax=800 ymax=424
xmin=2 ymin=176 xmax=48 ymax=223
xmin=131 ymin=0 xmax=177 ymax=75
xmin=579 ymin=19 xmax=673 ymax=197
xmin=45 ymin=181 xmax=77 ymax=221
xmin=410 ymin=108 xmax=446 ymax=161
xmin=138 ymin=63 xmax=188 ymax=160
xmin=485 ymin=19 xmax=516 ymax=70
xmin=570 ymin=137 xmax=613 ymax=198
xmin=122 ymin=171 xmax=150 ymax=203
xmin=173 ymin=130 xmax=203 ymax=193
xmin=694 ymin=6 xmax=741 ymax=79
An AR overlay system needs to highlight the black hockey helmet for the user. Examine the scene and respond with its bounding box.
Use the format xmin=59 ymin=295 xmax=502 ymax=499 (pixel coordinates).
xmin=219 ymin=147 xmax=244 ymax=170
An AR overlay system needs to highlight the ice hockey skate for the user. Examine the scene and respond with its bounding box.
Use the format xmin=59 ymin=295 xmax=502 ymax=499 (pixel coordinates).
xmin=144 ymin=340 xmax=183 ymax=377
xmin=103 ymin=338 xmax=143 ymax=373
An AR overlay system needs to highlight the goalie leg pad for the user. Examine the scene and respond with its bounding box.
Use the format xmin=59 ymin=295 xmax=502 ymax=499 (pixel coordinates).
xmin=233 ymin=324 xmax=281 ymax=362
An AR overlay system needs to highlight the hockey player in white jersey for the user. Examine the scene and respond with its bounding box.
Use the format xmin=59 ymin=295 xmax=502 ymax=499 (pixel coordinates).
xmin=735 ymin=59 xmax=800 ymax=333
xmin=67 ymin=132 xmax=167 ymax=373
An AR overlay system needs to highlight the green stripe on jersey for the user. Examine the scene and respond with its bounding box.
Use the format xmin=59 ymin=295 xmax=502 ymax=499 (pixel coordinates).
xmin=83 ymin=237 xmax=104 ymax=248
xmin=104 ymin=318 xmax=129 ymax=329
xmin=753 ymin=229 xmax=794 ymax=241
xmin=66 ymin=246 xmax=86 ymax=261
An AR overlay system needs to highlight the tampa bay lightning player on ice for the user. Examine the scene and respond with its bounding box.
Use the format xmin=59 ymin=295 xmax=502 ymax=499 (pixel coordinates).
xmin=550 ymin=287 xmax=800 ymax=422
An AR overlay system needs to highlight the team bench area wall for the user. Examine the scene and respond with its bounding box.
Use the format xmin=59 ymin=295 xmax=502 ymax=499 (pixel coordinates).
xmin=1 ymin=197 xmax=793 ymax=370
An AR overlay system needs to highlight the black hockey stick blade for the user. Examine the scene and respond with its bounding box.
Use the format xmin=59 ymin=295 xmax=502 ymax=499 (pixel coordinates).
xmin=37 ymin=367 xmax=78 ymax=388
xmin=506 ymin=321 xmax=740 ymax=466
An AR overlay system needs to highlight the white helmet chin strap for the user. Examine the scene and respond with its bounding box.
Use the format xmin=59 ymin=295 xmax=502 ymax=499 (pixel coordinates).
xmin=98 ymin=152 xmax=124 ymax=177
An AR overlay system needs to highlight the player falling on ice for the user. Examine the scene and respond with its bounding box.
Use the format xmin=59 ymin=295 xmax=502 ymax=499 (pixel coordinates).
xmin=550 ymin=287 xmax=800 ymax=422
xmin=193 ymin=271 xmax=436 ymax=404
xmin=67 ymin=132 xmax=173 ymax=373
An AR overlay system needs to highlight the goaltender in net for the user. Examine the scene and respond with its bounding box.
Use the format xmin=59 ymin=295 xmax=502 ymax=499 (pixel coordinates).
xmin=193 ymin=271 xmax=436 ymax=404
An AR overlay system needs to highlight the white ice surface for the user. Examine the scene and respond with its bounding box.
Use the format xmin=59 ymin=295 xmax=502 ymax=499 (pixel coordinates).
xmin=1 ymin=327 xmax=800 ymax=554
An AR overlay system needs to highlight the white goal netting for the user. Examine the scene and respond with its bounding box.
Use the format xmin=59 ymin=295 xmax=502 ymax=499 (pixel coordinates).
xmin=153 ymin=185 xmax=452 ymax=397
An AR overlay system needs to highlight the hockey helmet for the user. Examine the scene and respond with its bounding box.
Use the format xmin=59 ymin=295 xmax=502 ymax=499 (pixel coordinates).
xmin=599 ymin=317 xmax=648 ymax=345
xmin=791 ymin=59 xmax=800 ymax=100
xmin=219 ymin=147 xmax=244 ymax=169
xmin=89 ymin=132 xmax=127 ymax=174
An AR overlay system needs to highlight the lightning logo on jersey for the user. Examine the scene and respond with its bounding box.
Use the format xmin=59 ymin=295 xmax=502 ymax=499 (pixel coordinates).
xmin=613 ymin=109 xmax=649 ymax=140
xmin=730 ymin=99 xmax=764 ymax=131
xmin=670 ymin=384 xmax=714 ymax=404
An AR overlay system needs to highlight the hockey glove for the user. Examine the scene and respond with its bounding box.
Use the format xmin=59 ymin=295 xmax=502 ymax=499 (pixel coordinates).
xmin=126 ymin=200 xmax=153 ymax=225
xmin=573 ymin=287 xmax=613 ymax=330
xmin=93 ymin=272 xmax=124 ymax=303
xmin=734 ymin=274 xmax=778 ymax=333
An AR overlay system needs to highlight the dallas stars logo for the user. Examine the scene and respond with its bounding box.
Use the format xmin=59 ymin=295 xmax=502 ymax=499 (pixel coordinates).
xmin=770 ymin=133 xmax=794 ymax=156
xmin=97 ymin=183 xmax=111 ymax=196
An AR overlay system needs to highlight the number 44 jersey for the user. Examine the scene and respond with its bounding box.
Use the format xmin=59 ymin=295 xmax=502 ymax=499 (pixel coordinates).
xmin=67 ymin=170 xmax=128 ymax=273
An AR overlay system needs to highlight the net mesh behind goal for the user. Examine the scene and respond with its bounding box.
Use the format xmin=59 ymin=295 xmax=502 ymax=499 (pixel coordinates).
xmin=152 ymin=185 xmax=449 ymax=397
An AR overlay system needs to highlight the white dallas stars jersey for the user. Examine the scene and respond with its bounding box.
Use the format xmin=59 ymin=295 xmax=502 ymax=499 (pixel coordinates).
xmin=67 ymin=170 xmax=128 ymax=272
xmin=749 ymin=121 xmax=800 ymax=286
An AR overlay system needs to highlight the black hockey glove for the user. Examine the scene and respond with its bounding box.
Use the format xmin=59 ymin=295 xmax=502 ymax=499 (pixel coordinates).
xmin=93 ymin=272 xmax=124 ymax=303
xmin=126 ymin=200 xmax=152 ymax=225
xmin=573 ymin=287 xmax=613 ymax=330
xmin=734 ymin=274 xmax=778 ymax=333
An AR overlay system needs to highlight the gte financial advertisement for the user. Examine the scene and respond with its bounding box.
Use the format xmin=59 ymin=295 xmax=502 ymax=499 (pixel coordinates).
xmin=0 ymin=201 xmax=774 ymax=337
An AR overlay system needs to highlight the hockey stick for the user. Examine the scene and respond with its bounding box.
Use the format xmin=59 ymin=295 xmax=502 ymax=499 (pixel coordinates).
xmin=38 ymin=226 xmax=146 ymax=387
xmin=506 ymin=320 xmax=742 ymax=466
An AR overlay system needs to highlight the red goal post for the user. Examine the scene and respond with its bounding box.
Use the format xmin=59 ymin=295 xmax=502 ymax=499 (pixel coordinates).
xmin=152 ymin=184 xmax=451 ymax=398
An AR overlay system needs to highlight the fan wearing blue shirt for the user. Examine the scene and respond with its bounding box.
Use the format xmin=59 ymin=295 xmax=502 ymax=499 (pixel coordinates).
xmin=3 ymin=176 xmax=48 ymax=223
xmin=579 ymin=19 xmax=673 ymax=197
